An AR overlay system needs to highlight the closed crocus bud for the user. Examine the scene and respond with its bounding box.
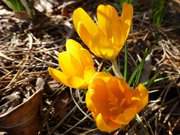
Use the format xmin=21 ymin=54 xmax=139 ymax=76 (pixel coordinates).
xmin=48 ymin=39 xmax=95 ymax=89
xmin=86 ymin=72 xmax=148 ymax=132
xmin=73 ymin=3 xmax=133 ymax=60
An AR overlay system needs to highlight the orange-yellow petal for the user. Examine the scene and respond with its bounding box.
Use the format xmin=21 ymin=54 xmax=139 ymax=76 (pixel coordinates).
xmin=67 ymin=76 xmax=87 ymax=89
xmin=89 ymin=77 xmax=109 ymax=115
xmin=86 ymin=87 xmax=96 ymax=112
xmin=48 ymin=67 xmax=68 ymax=86
xmin=77 ymin=23 xmax=93 ymax=48
xmin=97 ymin=4 xmax=118 ymax=37
xmin=120 ymin=3 xmax=133 ymax=41
xmin=133 ymin=84 xmax=148 ymax=111
xmin=72 ymin=8 xmax=98 ymax=36
xmin=65 ymin=39 xmax=82 ymax=56
xmin=121 ymin=3 xmax=133 ymax=25
xmin=65 ymin=39 xmax=95 ymax=74
xmin=48 ymin=67 xmax=87 ymax=89
xmin=112 ymin=107 xmax=137 ymax=125
xmin=58 ymin=52 xmax=83 ymax=77
xmin=96 ymin=114 xmax=119 ymax=133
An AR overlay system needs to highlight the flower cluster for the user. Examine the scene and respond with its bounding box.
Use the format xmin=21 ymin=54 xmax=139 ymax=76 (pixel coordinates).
xmin=48 ymin=3 xmax=148 ymax=133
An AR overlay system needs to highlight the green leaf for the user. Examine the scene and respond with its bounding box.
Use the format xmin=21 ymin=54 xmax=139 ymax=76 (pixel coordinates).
xmin=2 ymin=0 xmax=25 ymax=12
xmin=134 ymin=49 xmax=149 ymax=86
xmin=152 ymin=0 xmax=166 ymax=27
xmin=2 ymin=0 xmax=35 ymax=19
xmin=128 ymin=49 xmax=149 ymax=86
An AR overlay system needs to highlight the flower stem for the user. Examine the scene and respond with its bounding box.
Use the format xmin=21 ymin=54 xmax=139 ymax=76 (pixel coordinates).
xmin=111 ymin=59 xmax=123 ymax=78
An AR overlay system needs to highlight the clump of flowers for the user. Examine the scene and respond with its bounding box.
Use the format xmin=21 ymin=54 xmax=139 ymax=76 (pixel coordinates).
xmin=48 ymin=3 xmax=148 ymax=133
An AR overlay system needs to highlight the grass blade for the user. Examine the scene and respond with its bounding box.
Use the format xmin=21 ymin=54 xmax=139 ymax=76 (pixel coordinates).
xmin=128 ymin=49 xmax=149 ymax=86
xmin=2 ymin=0 xmax=25 ymax=12
xmin=134 ymin=49 xmax=149 ymax=86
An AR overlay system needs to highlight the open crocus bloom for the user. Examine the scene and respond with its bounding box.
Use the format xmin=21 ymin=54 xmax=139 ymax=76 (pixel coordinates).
xmin=48 ymin=39 xmax=96 ymax=89
xmin=73 ymin=3 xmax=133 ymax=60
xmin=86 ymin=72 xmax=148 ymax=132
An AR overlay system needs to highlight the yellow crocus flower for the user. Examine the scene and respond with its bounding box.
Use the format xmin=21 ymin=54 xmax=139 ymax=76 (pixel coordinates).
xmin=73 ymin=3 xmax=133 ymax=60
xmin=86 ymin=72 xmax=148 ymax=132
xmin=48 ymin=39 xmax=96 ymax=89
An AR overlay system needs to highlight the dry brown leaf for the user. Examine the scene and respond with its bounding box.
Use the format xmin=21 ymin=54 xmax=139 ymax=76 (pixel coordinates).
xmin=0 ymin=86 xmax=43 ymax=135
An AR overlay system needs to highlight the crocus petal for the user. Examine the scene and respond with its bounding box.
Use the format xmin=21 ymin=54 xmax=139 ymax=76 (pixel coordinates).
xmin=83 ymin=69 xmax=96 ymax=84
xmin=120 ymin=3 xmax=133 ymax=43
xmin=121 ymin=3 xmax=133 ymax=25
xmin=117 ymin=78 xmax=133 ymax=101
xmin=67 ymin=76 xmax=87 ymax=89
xmin=96 ymin=5 xmax=123 ymax=57
xmin=91 ymin=39 xmax=117 ymax=60
xmin=86 ymin=87 xmax=96 ymax=112
xmin=133 ymin=84 xmax=148 ymax=111
xmin=96 ymin=114 xmax=119 ymax=133
xmin=77 ymin=47 xmax=95 ymax=71
xmin=48 ymin=67 xmax=69 ymax=86
xmin=48 ymin=67 xmax=87 ymax=89
xmin=65 ymin=39 xmax=95 ymax=74
xmin=58 ymin=52 xmax=83 ymax=77
xmin=77 ymin=23 xmax=93 ymax=48
xmin=88 ymin=77 xmax=109 ymax=115
xmin=86 ymin=72 xmax=109 ymax=113
xmin=97 ymin=5 xmax=118 ymax=37
xmin=65 ymin=39 xmax=82 ymax=56
xmin=73 ymin=8 xmax=98 ymax=37
xmin=106 ymin=77 xmax=122 ymax=98
xmin=112 ymin=107 xmax=137 ymax=125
